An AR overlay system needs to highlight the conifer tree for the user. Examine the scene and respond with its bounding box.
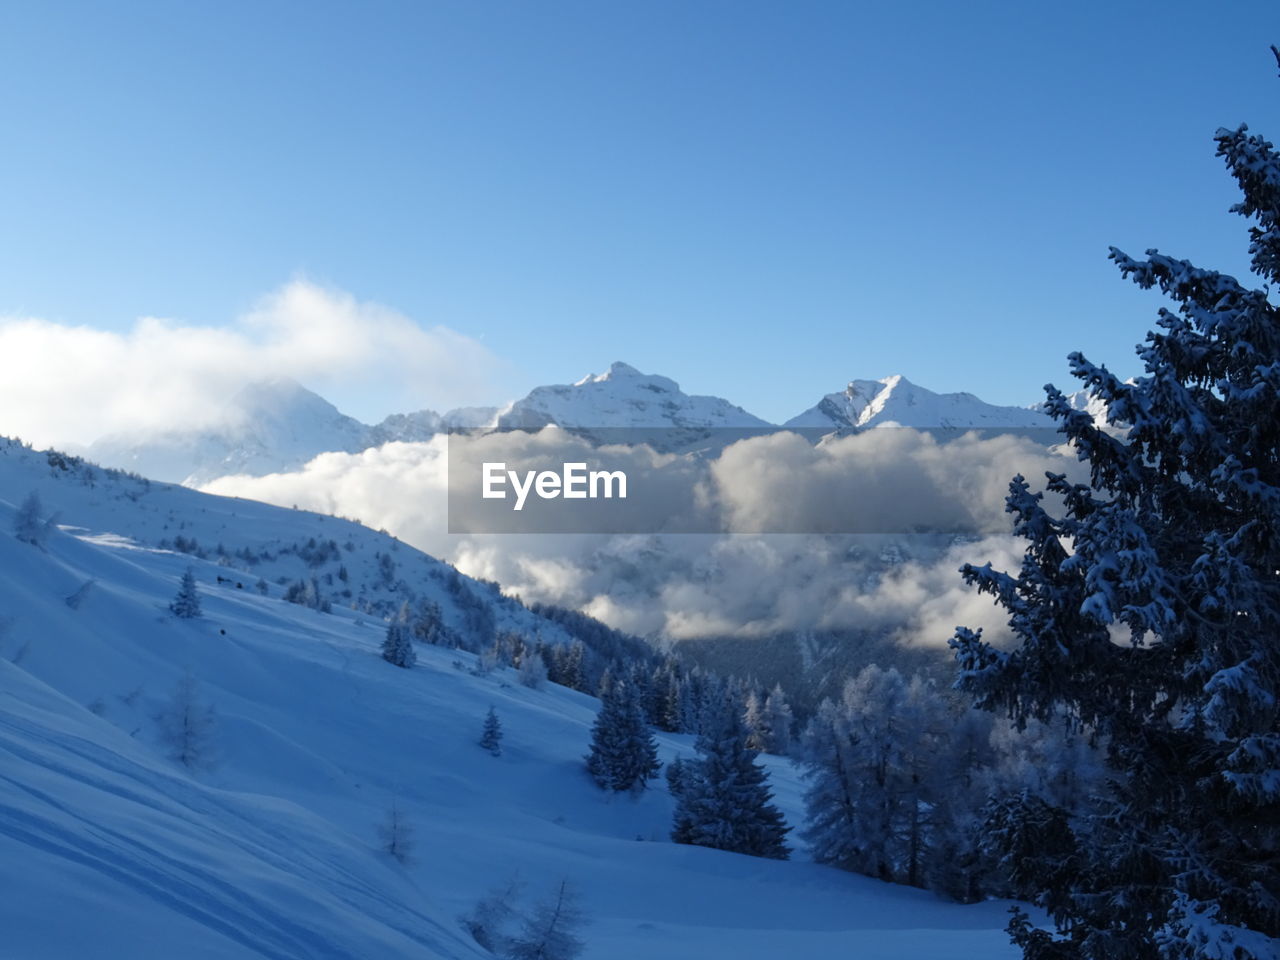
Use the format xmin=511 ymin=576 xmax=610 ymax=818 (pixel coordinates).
xmin=381 ymin=601 xmax=416 ymax=668
xmin=584 ymin=678 xmax=660 ymax=793
xmin=671 ymin=692 xmax=789 ymax=859
xmin=952 ymin=66 xmax=1280 ymax=955
xmin=743 ymin=689 xmax=771 ymax=753
xmin=170 ymin=567 xmax=201 ymax=619
xmin=762 ymin=685 xmax=795 ymax=756
xmin=561 ymin=640 xmax=586 ymax=691
xmin=480 ymin=706 xmax=503 ymax=756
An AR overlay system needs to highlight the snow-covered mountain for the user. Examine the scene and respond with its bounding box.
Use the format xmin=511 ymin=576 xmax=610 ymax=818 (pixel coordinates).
xmin=495 ymin=362 xmax=771 ymax=431
xmin=784 ymin=375 xmax=1053 ymax=432
xmin=85 ymin=378 xmax=496 ymax=486
xmin=1035 ymin=387 xmax=1112 ymax=427
xmin=78 ymin=366 xmax=1084 ymax=489
xmin=85 ymin=378 xmax=373 ymax=485
xmin=0 ymin=438 xmax=1021 ymax=958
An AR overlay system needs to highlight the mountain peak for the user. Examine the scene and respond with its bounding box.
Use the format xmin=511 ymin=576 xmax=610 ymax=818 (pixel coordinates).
xmin=228 ymin=377 xmax=340 ymax=422
xmin=785 ymin=374 xmax=1050 ymax=431
xmin=500 ymin=363 xmax=769 ymax=431
xmin=575 ymin=360 xmax=646 ymax=386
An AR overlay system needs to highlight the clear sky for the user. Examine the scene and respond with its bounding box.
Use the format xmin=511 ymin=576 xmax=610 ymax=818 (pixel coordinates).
xmin=1 ymin=1 xmax=1278 ymax=425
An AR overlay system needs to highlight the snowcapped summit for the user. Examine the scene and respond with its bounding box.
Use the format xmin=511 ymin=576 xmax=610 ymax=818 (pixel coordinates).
xmin=495 ymin=362 xmax=770 ymax=430
xmin=784 ymin=375 xmax=1052 ymax=431
xmin=573 ymin=360 xmax=655 ymax=385
xmin=225 ymin=377 xmax=370 ymax=445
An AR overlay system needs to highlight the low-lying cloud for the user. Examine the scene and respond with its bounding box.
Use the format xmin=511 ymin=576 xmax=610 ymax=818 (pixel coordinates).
xmin=0 ymin=280 xmax=503 ymax=447
xmin=203 ymin=427 xmax=1081 ymax=643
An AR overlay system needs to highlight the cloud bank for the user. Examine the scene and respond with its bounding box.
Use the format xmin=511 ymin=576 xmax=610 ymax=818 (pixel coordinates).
xmin=0 ymin=280 xmax=503 ymax=447
xmin=203 ymin=428 xmax=1082 ymax=644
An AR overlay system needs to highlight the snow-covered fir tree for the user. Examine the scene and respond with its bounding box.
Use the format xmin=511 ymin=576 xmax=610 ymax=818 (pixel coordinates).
xmin=480 ymin=706 xmax=503 ymax=756
xmin=670 ymin=691 xmax=789 ymax=860
xmin=762 ymin=685 xmax=794 ymax=756
xmin=584 ymin=677 xmax=660 ymax=793
xmin=952 ymin=77 xmax=1280 ymax=956
xmin=169 ymin=567 xmax=201 ymax=619
xmin=547 ymin=640 xmax=586 ymax=691
xmin=658 ymin=668 xmax=684 ymax=733
xmin=381 ymin=601 xmax=416 ymax=669
xmin=506 ymin=880 xmax=586 ymax=960
xmin=743 ymin=689 xmax=771 ymax=753
xmin=744 ymin=684 xmax=796 ymax=755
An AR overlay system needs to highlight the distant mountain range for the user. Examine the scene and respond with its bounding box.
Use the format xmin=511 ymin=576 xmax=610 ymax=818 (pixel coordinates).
xmin=81 ymin=363 xmax=1095 ymax=485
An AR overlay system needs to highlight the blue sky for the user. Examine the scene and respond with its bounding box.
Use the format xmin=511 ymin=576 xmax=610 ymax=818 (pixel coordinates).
xmin=1 ymin=1 xmax=1278 ymax=425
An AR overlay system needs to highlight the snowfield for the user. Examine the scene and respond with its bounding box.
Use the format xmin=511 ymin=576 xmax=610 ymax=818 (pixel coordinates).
xmin=0 ymin=440 xmax=1021 ymax=959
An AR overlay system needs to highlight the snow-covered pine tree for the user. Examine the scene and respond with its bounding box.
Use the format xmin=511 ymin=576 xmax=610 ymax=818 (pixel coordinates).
xmin=170 ymin=568 xmax=201 ymax=619
xmin=743 ymin=689 xmax=772 ymax=753
xmin=506 ymin=880 xmax=586 ymax=960
xmin=13 ymin=490 xmax=43 ymax=545
xmin=480 ymin=705 xmax=503 ymax=756
xmin=381 ymin=601 xmax=416 ymax=669
xmin=659 ymin=669 xmax=684 ymax=733
xmin=584 ymin=677 xmax=660 ymax=793
xmin=561 ymin=640 xmax=585 ymax=692
xmin=952 ymin=66 xmax=1280 ymax=955
xmin=672 ymin=691 xmax=789 ymax=859
xmin=762 ymin=685 xmax=795 ymax=756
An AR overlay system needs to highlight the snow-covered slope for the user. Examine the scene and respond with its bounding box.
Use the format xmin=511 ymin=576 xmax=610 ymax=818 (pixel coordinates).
xmin=785 ymin=375 xmax=1053 ymax=431
xmin=0 ymin=439 xmax=1022 ymax=959
xmin=495 ymin=362 xmax=771 ymax=431
xmin=5 ymin=440 xmax=576 ymax=643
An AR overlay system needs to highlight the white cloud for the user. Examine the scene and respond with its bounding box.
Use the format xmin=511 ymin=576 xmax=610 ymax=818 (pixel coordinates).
xmin=203 ymin=428 xmax=1080 ymax=645
xmin=0 ymin=279 xmax=504 ymax=447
